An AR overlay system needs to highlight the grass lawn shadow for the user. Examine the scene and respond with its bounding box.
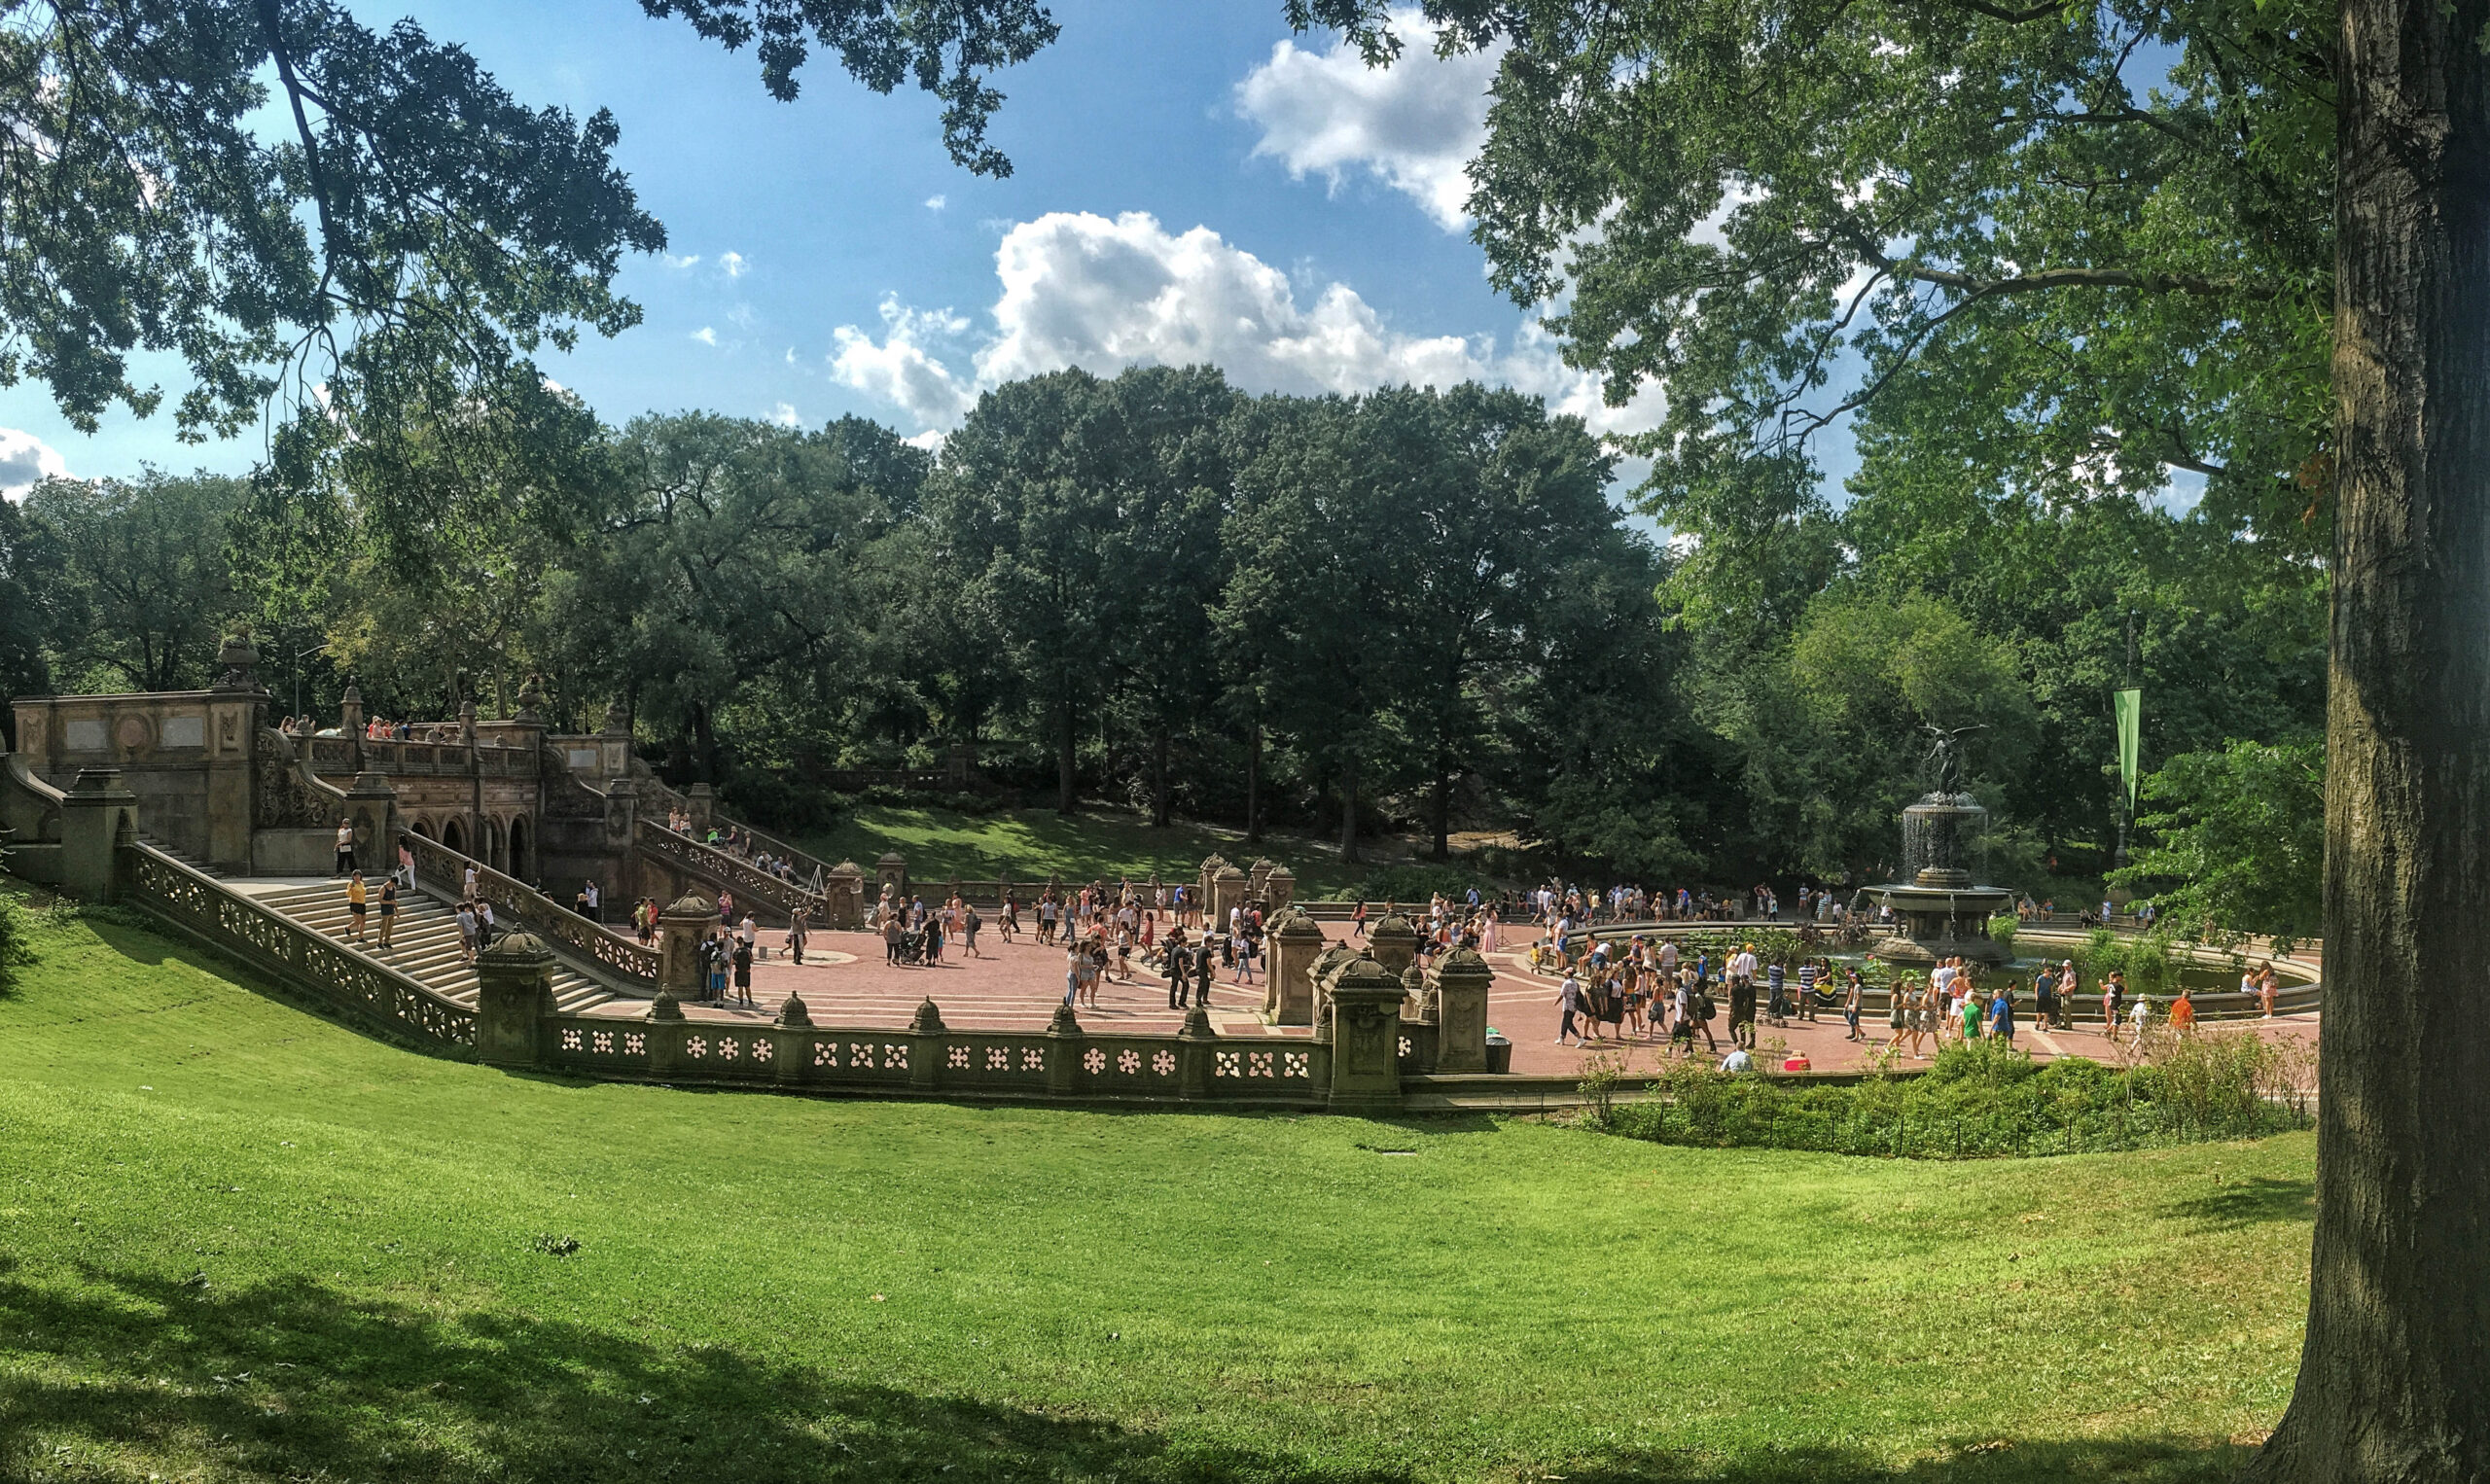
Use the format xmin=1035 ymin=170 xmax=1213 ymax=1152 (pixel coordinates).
xmin=2158 ymin=1175 xmax=2315 ymax=1232
xmin=0 ymin=1266 xmax=2265 ymax=1484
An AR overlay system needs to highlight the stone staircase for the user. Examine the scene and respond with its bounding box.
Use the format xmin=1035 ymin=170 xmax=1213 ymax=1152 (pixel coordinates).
xmin=252 ymin=879 xmax=622 ymax=1014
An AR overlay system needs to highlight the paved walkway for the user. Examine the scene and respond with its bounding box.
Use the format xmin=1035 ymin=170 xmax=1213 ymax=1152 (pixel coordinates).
xmin=567 ymin=918 xmax=2323 ymax=1078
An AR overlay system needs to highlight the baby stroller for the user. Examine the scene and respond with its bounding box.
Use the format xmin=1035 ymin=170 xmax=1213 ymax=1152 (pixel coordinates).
xmin=899 ymin=923 xmax=933 ymax=966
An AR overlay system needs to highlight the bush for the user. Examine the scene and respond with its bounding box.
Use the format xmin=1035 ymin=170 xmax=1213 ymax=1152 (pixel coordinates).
xmin=1987 ymin=913 xmax=2018 ymax=956
xmin=1322 ymin=865 xmax=1490 ymax=903
xmin=0 ymin=888 xmax=34 ymax=994
xmin=1595 ymin=1031 xmax=2306 ymax=1159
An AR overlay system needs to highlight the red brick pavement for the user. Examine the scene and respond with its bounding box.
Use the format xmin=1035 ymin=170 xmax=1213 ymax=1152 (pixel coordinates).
xmin=577 ymin=919 xmax=2322 ymax=1079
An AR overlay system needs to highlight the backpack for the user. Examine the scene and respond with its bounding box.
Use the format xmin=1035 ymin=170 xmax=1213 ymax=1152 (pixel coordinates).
xmin=1697 ymin=991 xmax=1717 ymax=1022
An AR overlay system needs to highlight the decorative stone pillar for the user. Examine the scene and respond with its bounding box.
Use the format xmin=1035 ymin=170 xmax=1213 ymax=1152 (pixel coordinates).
xmin=945 ymin=738 xmax=976 ymax=789
xmin=1264 ymin=866 xmax=1295 ymax=910
xmin=1308 ymin=942 xmax=1360 ymax=1042
xmin=1431 ymin=947 xmax=1495 ymax=1074
xmin=338 ymin=681 xmax=365 ymax=742
xmin=1248 ymin=857 xmax=1274 ymax=899
xmin=600 ymin=698 xmax=632 ymax=780
xmin=475 ymin=930 xmax=554 ymax=1068
xmin=1368 ymin=912 xmax=1419 ymax=977
xmin=1326 ymin=955 xmax=1409 ymax=1113
xmin=876 ymin=851 xmax=908 ymax=902
xmin=656 ymin=892 xmax=713 ymax=1004
xmin=1177 ymin=1004 xmax=1218 ymax=1101
xmin=342 ymin=771 xmax=397 ymax=877
xmin=1263 ymin=907 xmax=1327 ymax=1025
xmin=457 ymin=698 xmax=479 ymax=746
xmin=826 ymin=862 xmax=867 ymax=929
xmin=1210 ymin=864 xmax=1248 ymax=931
xmin=686 ymin=782 xmax=716 ymax=832
xmin=58 ymin=767 xmax=137 ymax=901
xmin=1197 ymin=854 xmax=1227 ymax=914
xmin=1046 ymin=1002 xmax=1083 ymax=1096
xmin=908 ymin=997 xmax=946 ymax=1092
xmin=772 ymin=991 xmax=810 ymax=1086
xmin=513 ymin=674 xmax=547 ymax=725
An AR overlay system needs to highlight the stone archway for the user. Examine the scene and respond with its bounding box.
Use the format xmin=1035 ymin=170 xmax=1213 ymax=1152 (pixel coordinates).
xmin=410 ymin=818 xmax=435 ymax=840
xmin=508 ymin=816 xmax=532 ymax=883
xmin=442 ymin=816 xmax=468 ymax=856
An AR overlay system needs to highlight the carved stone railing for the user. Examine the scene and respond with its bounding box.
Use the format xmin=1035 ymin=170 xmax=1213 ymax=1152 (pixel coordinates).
xmin=302 ymin=735 xmax=542 ymax=779
xmin=121 ymin=841 xmax=475 ymax=1051
xmin=634 ymin=777 xmax=841 ymax=887
xmin=635 ymin=818 xmax=829 ymax=922
xmin=538 ymin=1010 xmax=1329 ymax=1106
xmin=404 ymin=830 xmax=658 ymax=986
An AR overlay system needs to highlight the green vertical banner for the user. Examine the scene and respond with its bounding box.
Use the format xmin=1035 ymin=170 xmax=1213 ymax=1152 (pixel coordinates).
xmin=2114 ymin=688 xmax=2143 ymax=808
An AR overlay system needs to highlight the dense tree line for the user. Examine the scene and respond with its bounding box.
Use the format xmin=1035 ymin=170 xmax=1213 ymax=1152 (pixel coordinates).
xmin=0 ymin=360 xmax=2322 ymax=903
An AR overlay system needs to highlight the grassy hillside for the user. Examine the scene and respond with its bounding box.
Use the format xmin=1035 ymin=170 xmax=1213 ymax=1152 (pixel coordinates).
xmin=0 ymin=889 xmax=2314 ymax=1483
xmin=795 ymin=802 xmax=1494 ymax=901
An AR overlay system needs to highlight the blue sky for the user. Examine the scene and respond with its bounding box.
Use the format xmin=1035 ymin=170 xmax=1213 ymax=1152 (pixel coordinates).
xmin=0 ymin=0 xmax=1676 ymax=495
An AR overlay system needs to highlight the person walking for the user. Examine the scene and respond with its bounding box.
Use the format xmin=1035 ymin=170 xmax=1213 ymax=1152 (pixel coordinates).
xmin=963 ymin=901 xmax=983 ymax=958
xmin=731 ymin=937 xmax=755 ymax=1007
xmin=455 ymin=901 xmax=480 ymax=966
xmin=1989 ymin=983 xmax=2015 ymax=1044
xmin=1556 ymin=970 xmax=1586 ymax=1046
xmin=344 ymin=870 xmax=369 ymax=941
xmin=1192 ymin=936 xmax=1215 ymax=1009
xmin=1842 ymin=970 xmax=1864 ymax=1042
xmin=883 ymin=910 xmax=905 ymax=967
xmin=334 ymin=820 xmax=357 ymax=877
xmin=375 ymin=876 xmax=398 ymax=950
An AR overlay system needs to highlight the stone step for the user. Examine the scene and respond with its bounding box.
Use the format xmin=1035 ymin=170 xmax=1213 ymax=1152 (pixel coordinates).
xmin=253 ymin=880 xmax=623 ymax=1017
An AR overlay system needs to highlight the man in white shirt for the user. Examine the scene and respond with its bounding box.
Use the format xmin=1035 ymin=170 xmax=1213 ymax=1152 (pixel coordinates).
xmin=1727 ymin=945 xmax=1758 ymax=984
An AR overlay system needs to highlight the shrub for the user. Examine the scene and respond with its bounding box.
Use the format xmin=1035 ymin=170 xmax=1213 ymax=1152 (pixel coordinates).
xmin=1323 ymin=865 xmax=1489 ymax=903
xmin=0 ymin=890 xmax=29 ymax=994
xmin=1599 ymin=1030 xmax=2304 ymax=1159
xmin=1987 ymin=913 xmax=2018 ymax=956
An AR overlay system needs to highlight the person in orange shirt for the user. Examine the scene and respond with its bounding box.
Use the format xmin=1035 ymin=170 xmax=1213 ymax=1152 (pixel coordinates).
xmin=2169 ymin=987 xmax=2197 ymax=1034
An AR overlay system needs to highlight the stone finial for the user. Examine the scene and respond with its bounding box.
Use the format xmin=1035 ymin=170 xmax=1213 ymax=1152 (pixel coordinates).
xmin=661 ymin=892 xmax=715 ymax=920
xmin=831 ymin=861 xmax=864 ymax=877
xmin=214 ymin=628 xmax=263 ymax=692
xmin=909 ymin=997 xmax=947 ymax=1035
xmin=649 ymin=987 xmax=685 ymax=1021
xmin=603 ymin=698 xmax=630 ymax=735
xmin=1434 ymin=946 xmax=1493 ymax=979
xmin=1048 ymin=1002 xmax=1084 ymax=1037
xmin=1180 ymin=1005 xmax=1218 ymax=1040
xmin=480 ymin=929 xmax=551 ymax=964
xmin=456 ymin=699 xmax=478 ymax=743
xmin=514 ymin=674 xmax=546 ymax=724
xmin=777 ymin=992 xmax=813 ymax=1028
xmin=340 ymin=681 xmax=365 ymax=730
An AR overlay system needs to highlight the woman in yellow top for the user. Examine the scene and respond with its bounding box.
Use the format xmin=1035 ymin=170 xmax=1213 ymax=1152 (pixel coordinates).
xmin=345 ymin=871 xmax=369 ymax=941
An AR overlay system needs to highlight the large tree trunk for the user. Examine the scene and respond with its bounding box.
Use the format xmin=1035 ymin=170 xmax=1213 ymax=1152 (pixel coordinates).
xmin=1431 ymin=756 xmax=1452 ymax=861
xmin=1152 ymin=725 xmax=1171 ymax=828
xmin=1245 ymin=720 xmax=1263 ymax=844
xmin=1338 ymin=757 xmax=1360 ymax=864
xmin=2248 ymin=0 xmax=2490 ymax=1474
xmin=1056 ymin=696 xmax=1077 ymax=816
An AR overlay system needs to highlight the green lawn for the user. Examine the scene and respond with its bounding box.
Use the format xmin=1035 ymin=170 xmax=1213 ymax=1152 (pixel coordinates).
xmin=796 ymin=803 xmax=1470 ymax=899
xmin=0 ymin=894 xmax=2315 ymax=1483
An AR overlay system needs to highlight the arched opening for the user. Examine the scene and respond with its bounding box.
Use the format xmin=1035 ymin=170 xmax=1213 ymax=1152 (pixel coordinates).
xmin=410 ymin=818 xmax=435 ymax=840
xmin=442 ymin=816 xmax=468 ymax=856
xmin=509 ymin=816 xmax=532 ymax=884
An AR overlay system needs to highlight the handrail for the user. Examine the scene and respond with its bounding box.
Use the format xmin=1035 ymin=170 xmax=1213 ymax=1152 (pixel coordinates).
xmin=120 ymin=839 xmax=476 ymax=1051
xmin=634 ymin=818 xmax=829 ymax=922
xmin=402 ymin=830 xmax=658 ymax=986
xmin=635 ymin=776 xmax=842 ymax=886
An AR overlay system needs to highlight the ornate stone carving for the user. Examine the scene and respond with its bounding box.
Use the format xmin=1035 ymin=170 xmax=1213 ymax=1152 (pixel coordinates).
xmin=254 ymin=727 xmax=338 ymax=829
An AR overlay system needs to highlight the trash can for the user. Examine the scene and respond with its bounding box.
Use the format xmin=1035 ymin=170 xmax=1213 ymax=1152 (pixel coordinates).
xmin=1483 ymin=1034 xmax=1512 ymax=1074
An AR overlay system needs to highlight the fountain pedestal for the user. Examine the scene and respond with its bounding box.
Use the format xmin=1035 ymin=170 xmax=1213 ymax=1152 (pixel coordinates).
xmin=1866 ymin=795 xmax=2016 ymax=967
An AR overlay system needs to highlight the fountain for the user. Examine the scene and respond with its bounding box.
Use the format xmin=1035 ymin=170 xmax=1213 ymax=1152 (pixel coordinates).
xmin=1863 ymin=726 xmax=2016 ymax=967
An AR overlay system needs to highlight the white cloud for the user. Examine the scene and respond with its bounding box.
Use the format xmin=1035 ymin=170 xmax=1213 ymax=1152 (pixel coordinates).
xmin=768 ymin=402 xmax=802 ymax=428
xmin=0 ymin=429 xmax=66 ymax=500
xmin=665 ymin=253 xmax=701 ymax=270
xmin=829 ymin=295 xmax=978 ymax=429
xmin=972 ymin=210 xmax=1480 ymax=395
xmin=925 ymin=194 xmax=947 ymax=211
xmin=827 ymin=211 xmax=1660 ymax=457
xmin=691 ymin=326 xmax=718 ymax=346
xmin=1235 ymin=11 xmax=1501 ymax=231
xmin=718 ymin=251 xmax=748 ymax=278
xmin=904 ymin=429 xmax=948 ymax=452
